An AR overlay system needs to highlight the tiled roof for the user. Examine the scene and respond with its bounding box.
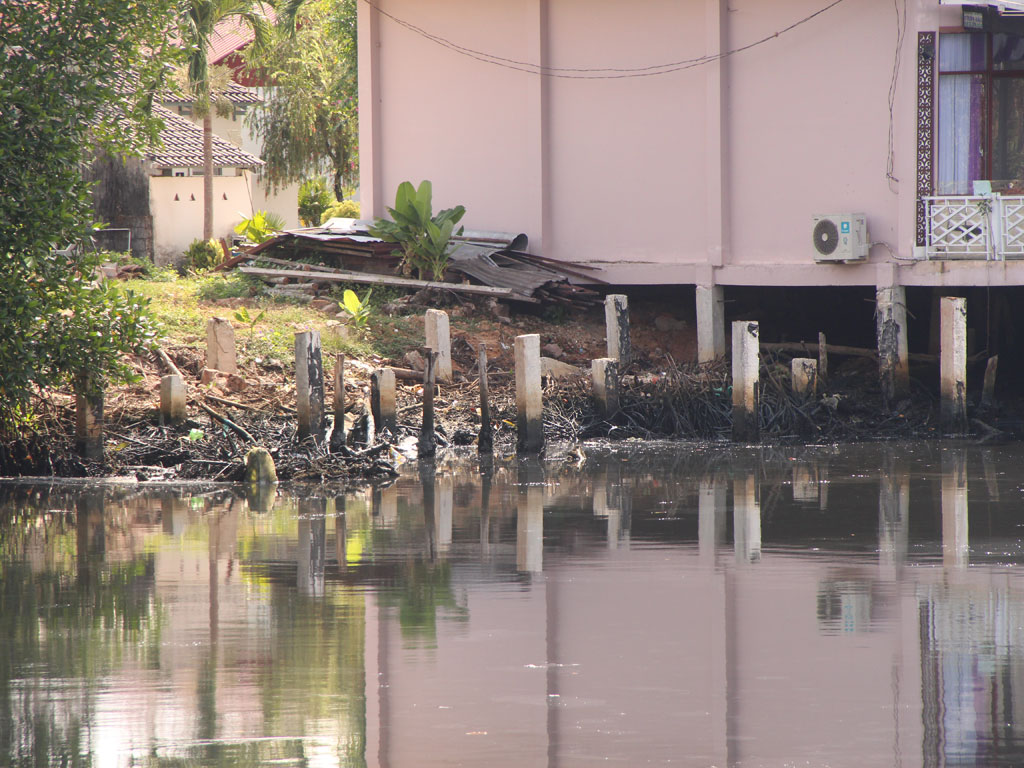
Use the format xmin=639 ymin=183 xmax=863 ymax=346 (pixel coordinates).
xmin=161 ymin=79 xmax=262 ymax=105
xmin=208 ymin=5 xmax=277 ymax=64
xmin=148 ymin=104 xmax=263 ymax=169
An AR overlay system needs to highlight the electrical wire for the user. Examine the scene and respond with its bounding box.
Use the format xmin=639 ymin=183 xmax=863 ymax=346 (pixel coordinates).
xmin=886 ymin=0 xmax=908 ymax=189
xmin=360 ymin=0 xmax=850 ymax=80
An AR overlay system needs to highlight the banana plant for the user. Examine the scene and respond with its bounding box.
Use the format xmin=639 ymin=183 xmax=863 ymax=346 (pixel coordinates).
xmin=368 ymin=180 xmax=465 ymax=280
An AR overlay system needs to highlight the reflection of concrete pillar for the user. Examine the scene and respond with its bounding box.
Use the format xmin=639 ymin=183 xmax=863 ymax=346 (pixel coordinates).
xmin=792 ymin=464 xmax=818 ymax=503
xmin=942 ymin=452 xmax=969 ymax=569
xmin=161 ymin=496 xmax=188 ymax=536
xmin=335 ymin=496 xmax=347 ymax=570
xmin=879 ymin=455 xmax=910 ymax=571
xmin=699 ymin=475 xmax=727 ymax=565
xmin=733 ymin=475 xmax=761 ymax=564
xmin=592 ymin=467 xmax=624 ymax=548
xmin=436 ymin=475 xmax=453 ymax=553
xmin=517 ymin=459 xmax=544 ymax=572
xmin=76 ymin=490 xmax=105 ymax=583
xmin=297 ymin=499 xmax=327 ymax=595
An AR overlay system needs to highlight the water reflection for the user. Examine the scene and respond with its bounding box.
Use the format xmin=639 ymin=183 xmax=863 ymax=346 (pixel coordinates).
xmin=7 ymin=443 xmax=1024 ymax=765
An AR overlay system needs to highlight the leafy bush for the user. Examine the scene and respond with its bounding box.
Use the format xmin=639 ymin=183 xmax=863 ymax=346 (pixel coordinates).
xmin=235 ymin=210 xmax=287 ymax=245
xmin=298 ymin=177 xmax=336 ymax=226
xmin=341 ymin=288 xmax=372 ymax=328
xmin=183 ymin=238 xmax=224 ymax=272
xmin=367 ymin=181 xmax=465 ymax=280
xmin=320 ymin=199 xmax=361 ymax=224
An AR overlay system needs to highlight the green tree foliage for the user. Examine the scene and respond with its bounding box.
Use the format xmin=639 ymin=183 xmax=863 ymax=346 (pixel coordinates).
xmin=298 ymin=176 xmax=336 ymax=226
xmin=0 ymin=0 xmax=174 ymax=434
xmin=246 ymin=0 xmax=359 ymax=201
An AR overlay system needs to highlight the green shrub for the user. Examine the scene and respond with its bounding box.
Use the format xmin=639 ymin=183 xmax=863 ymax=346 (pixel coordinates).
xmin=320 ymin=199 xmax=361 ymax=224
xmin=183 ymin=238 xmax=224 ymax=272
xmin=298 ymin=177 xmax=336 ymax=226
xmin=235 ymin=210 xmax=286 ymax=244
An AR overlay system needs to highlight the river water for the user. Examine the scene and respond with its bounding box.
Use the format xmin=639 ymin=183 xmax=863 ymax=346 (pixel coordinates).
xmin=3 ymin=441 xmax=1024 ymax=767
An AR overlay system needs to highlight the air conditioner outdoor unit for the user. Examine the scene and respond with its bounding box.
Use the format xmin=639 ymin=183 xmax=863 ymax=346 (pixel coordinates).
xmin=811 ymin=213 xmax=869 ymax=263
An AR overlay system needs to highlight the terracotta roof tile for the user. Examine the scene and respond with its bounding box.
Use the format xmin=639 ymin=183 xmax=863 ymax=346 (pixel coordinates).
xmin=148 ymin=104 xmax=263 ymax=169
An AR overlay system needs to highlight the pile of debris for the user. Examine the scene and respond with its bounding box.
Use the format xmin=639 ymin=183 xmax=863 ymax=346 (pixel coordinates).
xmin=228 ymin=220 xmax=603 ymax=308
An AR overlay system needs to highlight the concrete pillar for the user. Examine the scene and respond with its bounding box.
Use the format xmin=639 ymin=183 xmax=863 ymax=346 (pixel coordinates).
xmin=698 ymin=475 xmax=727 ymax=566
xmin=424 ymin=308 xmax=452 ymax=383
xmin=206 ymin=317 xmax=237 ymax=373
xmin=295 ymin=331 xmax=325 ymax=444
xmin=371 ymin=368 xmax=397 ymax=435
xmin=940 ymin=297 xmax=968 ymax=432
xmin=790 ymin=358 xmax=817 ymax=398
xmin=604 ymin=294 xmax=631 ymax=364
xmin=941 ymin=451 xmax=968 ymax=569
xmin=876 ymin=286 xmax=910 ymax=406
xmin=731 ymin=321 xmax=759 ymax=442
xmin=514 ymin=334 xmax=544 ymax=453
xmin=160 ymin=374 xmax=186 ymax=422
xmin=75 ymin=378 xmax=104 ymax=461
xmin=696 ymin=285 xmax=726 ymax=363
xmin=591 ymin=357 xmax=619 ymax=418
xmin=733 ymin=474 xmax=761 ymax=564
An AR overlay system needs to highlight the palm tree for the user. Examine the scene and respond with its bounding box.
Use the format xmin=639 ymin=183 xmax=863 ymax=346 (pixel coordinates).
xmin=179 ymin=0 xmax=272 ymax=241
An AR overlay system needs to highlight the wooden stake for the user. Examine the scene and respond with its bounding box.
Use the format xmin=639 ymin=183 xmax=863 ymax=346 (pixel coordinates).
xmin=818 ymin=332 xmax=828 ymax=385
xmin=604 ymin=294 xmax=631 ymax=364
xmin=330 ymin=353 xmax=346 ymax=451
xmin=981 ymin=355 xmax=998 ymax=409
xmin=478 ymin=344 xmax=493 ymax=454
xmin=419 ymin=350 xmax=438 ymax=458
xmin=295 ymin=331 xmax=325 ymax=444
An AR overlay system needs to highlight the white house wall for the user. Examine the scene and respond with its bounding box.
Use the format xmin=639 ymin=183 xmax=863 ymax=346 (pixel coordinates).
xmin=150 ymin=175 xmax=254 ymax=266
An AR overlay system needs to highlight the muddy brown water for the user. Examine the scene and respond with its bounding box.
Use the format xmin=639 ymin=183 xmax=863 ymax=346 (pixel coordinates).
xmin=3 ymin=441 xmax=1024 ymax=767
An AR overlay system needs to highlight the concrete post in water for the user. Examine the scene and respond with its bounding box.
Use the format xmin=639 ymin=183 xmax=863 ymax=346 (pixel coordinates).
xmin=478 ymin=344 xmax=493 ymax=454
xmin=940 ymin=297 xmax=968 ymax=433
xmin=941 ymin=450 xmax=969 ymax=569
xmin=160 ymin=374 xmax=186 ymax=422
xmin=330 ymin=353 xmax=346 ymax=450
xmin=790 ymin=358 xmax=817 ymax=398
xmin=75 ymin=376 xmax=104 ymax=461
xmin=981 ymin=355 xmax=998 ymax=409
xmin=419 ymin=350 xmax=438 ymax=458
xmin=424 ymin=308 xmax=452 ymax=383
xmin=733 ymin=474 xmax=761 ymax=564
xmin=591 ymin=357 xmax=619 ymax=418
xmin=604 ymin=294 xmax=631 ymax=364
xmin=696 ymin=285 xmax=726 ymax=363
xmin=876 ymin=286 xmax=910 ymax=406
xmin=731 ymin=321 xmax=759 ymax=442
xmin=818 ymin=332 xmax=828 ymax=385
xmin=514 ymin=334 xmax=544 ymax=453
xmin=295 ymin=330 xmax=325 ymax=444
xmin=206 ymin=317 xmax=237 ymax=373
xmin=371 ymin=368 xmax=397 ymax=435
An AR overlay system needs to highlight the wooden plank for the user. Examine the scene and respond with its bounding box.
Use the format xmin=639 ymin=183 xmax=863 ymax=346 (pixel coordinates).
xmin=238 ymin=266 xmax=541 ymax=302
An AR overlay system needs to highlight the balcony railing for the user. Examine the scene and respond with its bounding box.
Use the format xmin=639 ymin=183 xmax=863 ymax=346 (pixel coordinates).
xmin=924 ymin=195 xmax=1024 ymax=260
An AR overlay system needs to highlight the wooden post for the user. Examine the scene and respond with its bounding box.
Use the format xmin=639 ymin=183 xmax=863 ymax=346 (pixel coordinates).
xmin=371 ymin=368 xmax=397 ymax=435
xmin=160 ymin=374 xmax=186 ymax=422
xmin=940 ymin=297 xmax=967 ymax=433
xmin=818 ymin=332 xmax=828 ymax=385
xmin=604 ymin=294 xmax=631 ymax=364
xmin=514 ymin=334 xmax=544 ymax=453
xmin=592 ymin=357 xmax=619 ymax=418
xmin=295 ymin=331 xmax=325 ymax=444
xmin=790 ymin=358 xmax=817 ymax=398
xmin=75 ymin=377 xmax=104 ymax=461
xmin=330 ymin=353 xmax=346 ymax=451
xmin=731 ymin=321 xmax=759 ymax=442
xmin=981 ymin=355 xmax=998 ymax=409
xmin=876 ymin=286 xmax=910 ymax=406
xmin=478 ymin=344 xmax=493 ymax=454
xmin=419 ymin=350 xmax=438 ymax=458
xmin=696 ymin=285 xmax=725 ymax=363
xmin=206 ymin=317 xmax=237 ymax=373
xmin=424 ymin=308 xmax=452 ymax=382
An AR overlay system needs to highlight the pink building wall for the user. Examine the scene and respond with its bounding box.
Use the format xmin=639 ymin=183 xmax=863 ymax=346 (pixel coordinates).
xmin=359 ymin=0 xmax=1024 ymax=288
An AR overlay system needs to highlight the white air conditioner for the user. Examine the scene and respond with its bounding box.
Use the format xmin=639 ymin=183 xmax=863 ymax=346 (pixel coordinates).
xmin=811 ymin=213 xmax=869 ymax=263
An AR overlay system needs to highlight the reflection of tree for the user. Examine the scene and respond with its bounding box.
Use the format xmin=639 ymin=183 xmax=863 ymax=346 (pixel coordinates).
xmin=379 ymin=560 xmax=468 ymax=647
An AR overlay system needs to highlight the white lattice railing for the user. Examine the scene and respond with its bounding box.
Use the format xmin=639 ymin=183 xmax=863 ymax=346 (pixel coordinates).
xmin=924 ymin=195 xmax=1024 ymax=260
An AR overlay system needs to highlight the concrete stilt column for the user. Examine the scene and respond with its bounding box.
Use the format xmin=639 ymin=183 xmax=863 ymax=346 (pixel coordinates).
xmin=604 ymin=294 xmax=631 ymax=364
xmin=940 ymin=297 xmax=968 ymax=433
xmin=371 ymin=368 xmax=397 ymax=435
xmin=295 ymin=331 xmax=325 ymax=444
xmin=790 ymin=358 xmax=817 ymax=398
xmin=696 ymin=285 xmax=725 ymax=363
xmin=876 ymin=286 xmax=909 ymax=406
xmin=75 ymin=377 xmax=104 ymax=461
xmin=206 ymin=317 xmax=237 ymax=373
xmin=941 ymin=451 xmax=969 ymax=569
xmin=160 ymin=374 xmax=186 ymax=422
xmin=731 ymin=321 xmax=759 ymax=442
xmin=591 ymin=357 xmax=619 ymax=418
xmin=514 ymin=333 xmax=544 ymax=453
xmin=424 ymin=309 xmax=452 ymax=383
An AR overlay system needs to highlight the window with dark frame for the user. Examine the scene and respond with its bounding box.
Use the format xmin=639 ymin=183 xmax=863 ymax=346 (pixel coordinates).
xmin=937 ymin=30 xmax=1024 ymax=195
